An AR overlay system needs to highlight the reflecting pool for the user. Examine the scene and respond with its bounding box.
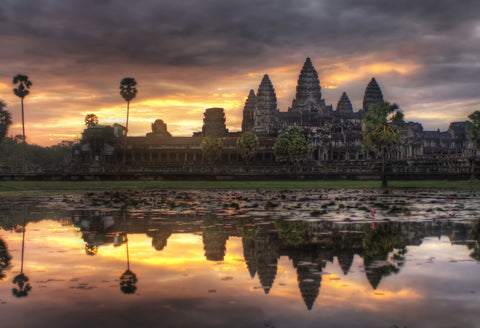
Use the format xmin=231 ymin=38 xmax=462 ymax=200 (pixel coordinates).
xmin=1 ymin=189 xmax=480 ymax=328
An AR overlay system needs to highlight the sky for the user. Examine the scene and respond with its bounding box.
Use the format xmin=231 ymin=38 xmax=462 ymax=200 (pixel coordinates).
xmin=1 ymin=0 xmax=480 ymax=146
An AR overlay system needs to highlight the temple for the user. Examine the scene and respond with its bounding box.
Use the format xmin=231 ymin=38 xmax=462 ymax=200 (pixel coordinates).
xmin=73 ymin=57 xmax=476 ymax=178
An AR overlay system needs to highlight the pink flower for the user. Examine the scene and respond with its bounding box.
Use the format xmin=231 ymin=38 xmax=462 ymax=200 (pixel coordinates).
xmin=370 ymin=209 xmax=375 ymax=217
xmin=370 ymin=222 xmax=375 ymax=229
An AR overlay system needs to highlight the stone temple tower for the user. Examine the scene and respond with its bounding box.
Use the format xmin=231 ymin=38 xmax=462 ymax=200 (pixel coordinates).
xmin=290 ymin=57 xmax=330 ymax=112
xmin=242 ymin=89 xmax=256 ymax=132
xmin=202 ymin=108 xmax=228 ymax=137
xmin=253 ymin=74 xmax=278 ymax=136
xmin=336 ymin=92 xmax=353 ymax=113
xmin=362 ymin=78 xmax=384 ymax=112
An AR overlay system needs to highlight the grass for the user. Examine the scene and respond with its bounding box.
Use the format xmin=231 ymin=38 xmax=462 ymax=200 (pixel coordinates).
xmin=0 ymin=179 xmax=479 ymax=197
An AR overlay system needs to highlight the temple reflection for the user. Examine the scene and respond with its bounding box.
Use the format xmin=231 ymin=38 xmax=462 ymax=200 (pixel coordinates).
xmin=64 ymin=210 xmax=480 ymax=310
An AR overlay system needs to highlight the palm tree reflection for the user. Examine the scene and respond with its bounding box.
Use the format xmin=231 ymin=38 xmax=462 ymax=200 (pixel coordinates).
xmin=12 ymin=206 xmax=31 ymax=297
xmin=362 ymin=222 xmax=406 ymax=290
xmin=120 ymin=213 xmax=137 ymax=294
xmin=467 ymin=219 xmax=480 ymax=261
xmin=84 ymin=243 xmax=99 ymax=256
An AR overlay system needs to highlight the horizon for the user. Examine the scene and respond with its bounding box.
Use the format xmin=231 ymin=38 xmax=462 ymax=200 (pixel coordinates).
xmin=2 ymin=0 xmax=479 ymax=146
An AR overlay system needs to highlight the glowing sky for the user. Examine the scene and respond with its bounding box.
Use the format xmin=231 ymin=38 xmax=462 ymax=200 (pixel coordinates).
xmin=1 ymin=0 xmax=480 ymax=146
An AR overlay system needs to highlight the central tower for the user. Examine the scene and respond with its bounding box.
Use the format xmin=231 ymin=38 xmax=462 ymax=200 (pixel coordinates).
xmin=290 ymin=57 xmax=330 ymax=112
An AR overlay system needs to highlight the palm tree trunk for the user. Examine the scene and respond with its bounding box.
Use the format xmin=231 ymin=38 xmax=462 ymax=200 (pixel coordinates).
xmin=123 ymin=101 xmax=130 ymax=166
xmin=381 ymin=155 xmax=388 ymax=188
xmin=21 ymin=97 xmax=26 ymax=174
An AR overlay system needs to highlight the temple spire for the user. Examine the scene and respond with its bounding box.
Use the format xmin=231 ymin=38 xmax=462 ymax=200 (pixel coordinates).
xmin=336 ymin=92 xmax=353 ymax=113
xmin=291 ymin=57 xmax=329 ymax=112
xmin=242 ymin=89 xmax=256 ymax=132
xmin=252 ymin=74 xmax=278 ymax=136
xmin=362 ymin=78 xmax=384 ymax=112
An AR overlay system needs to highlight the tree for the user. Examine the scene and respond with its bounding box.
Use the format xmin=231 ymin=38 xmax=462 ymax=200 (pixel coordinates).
xmin=201 ymin=136 xmax=223 ymax=164
xmin=0 ymin=237 xmax=12 ymax=281
xmin=0 ymin=100 xmax=12 ymax=144
xmin=13 ymin=74 xmax=32 ymax=173
xmin=362 ymin=101 xmax=404 ymax=188
xmin=84 ymin=113 xmax=99 ymax=128
xmin=12 ymin=273 xmax=31 ymax=297
xmin=273 ymin=126 xmax=310 ymax=163
xmin=236 ymin=131 xmax=259 ymax=162
xmin=120 ymin=77 xmax=137 ymax=165
xmin=466 ymin=110 xmax=480 ymax=180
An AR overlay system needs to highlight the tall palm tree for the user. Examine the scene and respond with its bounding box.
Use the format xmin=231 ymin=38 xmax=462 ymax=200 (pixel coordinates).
xmin=362 ymin=101 xmax=404 ymax=188
xmin=13 ymin=75 xmax=32 ymax=173
xmin=119 ymin=77 xmax=137 ymax=165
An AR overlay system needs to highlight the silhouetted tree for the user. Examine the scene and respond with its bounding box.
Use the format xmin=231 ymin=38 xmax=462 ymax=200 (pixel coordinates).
xmin=120 ymin=269 xmax=137 ymax=294
xmin=466 ymin=111 xmax=480 ymax=180
xmin=13 ymin=74 xmax=32 ymax=173
xmin=201 ymin=136 xmax=223 ymax=164
xmin=0 ymin=100 xmax=12 ymax=144
xmin=236 ymin=131 xmax=259 ymax=162
xmin=84 ymin=113 xmax=99 ymax=128
xmin=119 ymin=77 xmax=137 ymax=165
xmin=273 ymin=126 xmax=309 ymax=163
xmin=84 ymin=243 xmax=98 ymax=256
xmin=12 ymin=273 xmax=31 ymax=297
xmin=0 ymin=136 xmax=73 ymax=172
xmin=362 ymin=101 xmax=404 ymax=188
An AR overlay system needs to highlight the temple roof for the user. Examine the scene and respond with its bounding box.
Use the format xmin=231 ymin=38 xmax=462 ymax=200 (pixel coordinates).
xmin=291 ymin=57 xmax=323 ymax=111
xmin=363 ymin=78 xmax=384 ymax=112
xmin=336 ymin=92 xmax=353 ymax=113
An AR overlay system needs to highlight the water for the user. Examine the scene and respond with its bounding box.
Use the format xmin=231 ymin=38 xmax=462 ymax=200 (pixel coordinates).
xmin=1 ymin=189 xmax=480 ymax=328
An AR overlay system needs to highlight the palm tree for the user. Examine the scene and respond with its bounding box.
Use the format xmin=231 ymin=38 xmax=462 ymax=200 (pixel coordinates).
xmin=362 ymin=101 xmax=404 ymax=188
xmin=13 ymin=75 xmax=32 ymax=173
xmin=84 ymin=113 xmax=99 ymax=128
xmin=119 ymin=77 xmax=137 ymax=165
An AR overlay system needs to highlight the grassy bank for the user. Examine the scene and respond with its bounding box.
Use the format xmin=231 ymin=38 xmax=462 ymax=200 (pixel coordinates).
xmin=0 ymin=179 xmax=479 ymax=197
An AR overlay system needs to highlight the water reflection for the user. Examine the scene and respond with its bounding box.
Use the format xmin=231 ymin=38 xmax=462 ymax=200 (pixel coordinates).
xmin=12 ymin=206 xmax=31 ymax=298
xmin=0 ymin=205 xmax=480 ymax=327
xmin=0 ymin=237 xmax=12 ymax=281
xmin=68 ymin=210 xmax=480 ymax=304
xmin=120 ymin=212 xmax=137 ymax=294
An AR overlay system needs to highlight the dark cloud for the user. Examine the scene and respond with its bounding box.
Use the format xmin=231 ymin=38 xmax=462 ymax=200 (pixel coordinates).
xmin=3 ymin=0 xmax=480 ymax=73
xmin=1 ymin=0 xmax=480 ymax=143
